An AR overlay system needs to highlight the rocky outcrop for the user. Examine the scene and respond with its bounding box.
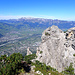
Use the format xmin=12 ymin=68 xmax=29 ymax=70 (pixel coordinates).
xmin=36 ymin=25 xmax=75 ymax=72
xmin=27 ymin=47 xmax=32 ymax=55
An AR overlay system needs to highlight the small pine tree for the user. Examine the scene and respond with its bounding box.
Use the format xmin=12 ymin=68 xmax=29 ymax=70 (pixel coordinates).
xmin=62 ymin=63 xmax=74 ymax=75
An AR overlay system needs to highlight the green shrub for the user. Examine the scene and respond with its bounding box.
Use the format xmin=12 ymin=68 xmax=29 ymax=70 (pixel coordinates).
xmin=40 ymin=51 xmax=43 ymax=54
xmin=62 ymin=63 xmax=74 ymax=75
xmin=64 ymin=30 xmax=67 ymax=33
xmin=0 ymin=53 xmax=24 ymax=75
xmin=45 ymin=32 xmax=50 ymax=36
xmin=73 ymin=54 xmax=75 ymax=57
xmin=24 ymin=54 xmax=37 ymax=64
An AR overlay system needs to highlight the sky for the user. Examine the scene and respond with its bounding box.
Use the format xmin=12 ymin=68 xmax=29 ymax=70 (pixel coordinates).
xmin=0 ymin=0 xmax=75 ymax=21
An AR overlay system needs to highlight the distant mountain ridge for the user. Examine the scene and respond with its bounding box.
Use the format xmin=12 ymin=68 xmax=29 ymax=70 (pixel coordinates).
xmin=0 ymin=17 xmax=75 ymax=31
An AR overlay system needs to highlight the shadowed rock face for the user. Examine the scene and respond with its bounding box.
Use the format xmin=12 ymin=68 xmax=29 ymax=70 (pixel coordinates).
xmin=66 ymin=28 xmax=75 ymax=50
xmin=36 ymin=25 xmax=75 ymax=72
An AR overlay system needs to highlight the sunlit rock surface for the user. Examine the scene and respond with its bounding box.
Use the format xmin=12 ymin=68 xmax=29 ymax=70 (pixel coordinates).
xmin=36 ymin=25 xmax=75 ymax=72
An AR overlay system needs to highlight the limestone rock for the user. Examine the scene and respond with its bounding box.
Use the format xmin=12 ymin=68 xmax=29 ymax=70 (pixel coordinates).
xmin=27 ymin=47 xmax=32 ymax=55
xmin=36 ymin=25 xmax=75 ymax=72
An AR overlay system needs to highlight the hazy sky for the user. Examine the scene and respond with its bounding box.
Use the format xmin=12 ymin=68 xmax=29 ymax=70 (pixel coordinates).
xmin=0 ymin=0 xmax=75 ymax=20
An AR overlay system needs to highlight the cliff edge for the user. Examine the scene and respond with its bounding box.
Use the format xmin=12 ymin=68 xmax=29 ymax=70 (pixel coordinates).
xmin=36 ymin=25 xmax=75 ymax=72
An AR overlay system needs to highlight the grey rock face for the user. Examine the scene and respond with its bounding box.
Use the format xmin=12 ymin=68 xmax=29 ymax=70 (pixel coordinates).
xmin=36 ymin=25 xmax=75 ymax=72
xmin=27 ymin=47 xmax=32 ymax=55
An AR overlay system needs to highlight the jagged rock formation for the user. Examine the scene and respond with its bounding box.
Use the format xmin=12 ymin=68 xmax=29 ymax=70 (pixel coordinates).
xmin=36 ymin=25 xmax=75 ymax=72
xmin=27 ymin=47 xmax=32 ymax=55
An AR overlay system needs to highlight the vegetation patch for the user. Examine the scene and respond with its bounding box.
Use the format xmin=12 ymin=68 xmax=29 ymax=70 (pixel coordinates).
xmin=0 ymin=53 xmax=74 ymax=75
xmin=40 ymin=51 xmax=43 ymax=54
xmin=24 ymin=54 xmax=37 ymax=64
xmin=62 ymin=63 xmax=74 ymax=75
xmin=0 ymin=53 xmax=23 ymax=75
xmin=0 ymin=53 xmax=37 ymax=75
xmin=64 ymin=30 xmax=67 ymax=33
xmin=73 ymin=54 xmax=75 ymax=57
xmin=45 ymin=32 xmax=50 ymax=36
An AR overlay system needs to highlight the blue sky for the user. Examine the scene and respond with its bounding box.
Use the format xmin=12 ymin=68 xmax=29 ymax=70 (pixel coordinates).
xmin=0 ymin=0 xmax=75 ymax=21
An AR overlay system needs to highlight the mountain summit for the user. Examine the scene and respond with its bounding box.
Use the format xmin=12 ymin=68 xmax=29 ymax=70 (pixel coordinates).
xmin=36 ymin=25 xmax=75 ymax=72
